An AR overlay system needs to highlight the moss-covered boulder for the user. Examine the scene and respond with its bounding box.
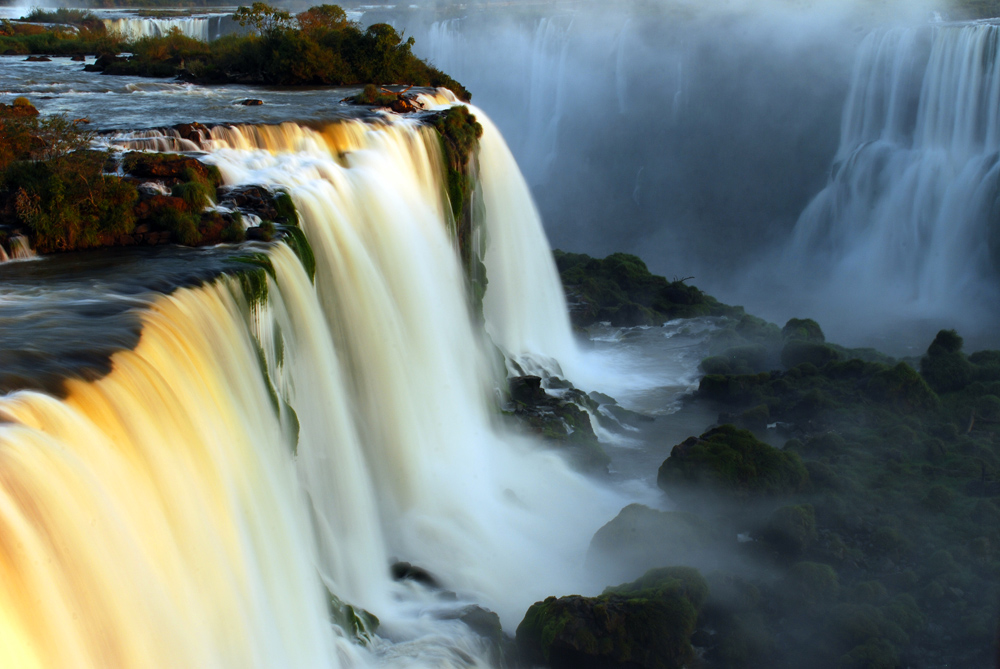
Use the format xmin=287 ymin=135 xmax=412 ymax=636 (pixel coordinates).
xmin=782 ymin=317 xmax=825 ymax=343
xmin=920 ymin=329 xmax=974 ymax=393
xmin=516 ymin=567 xmax=708 ymax=669
xmin=554 ymin=250 xmax=740 ymax=327
xmin=657 ymin=425 xmax=808 ymax=499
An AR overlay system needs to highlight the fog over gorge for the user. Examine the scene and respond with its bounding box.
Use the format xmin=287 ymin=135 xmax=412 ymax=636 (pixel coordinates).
xmin=374 ymin=0 xmax=1000 ymax=351
xmin=2 ymin=0 xmax=1000 ymax=666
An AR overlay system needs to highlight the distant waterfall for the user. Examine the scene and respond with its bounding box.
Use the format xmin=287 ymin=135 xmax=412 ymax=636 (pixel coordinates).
xmin=0 ymin=108 xmax=622 ymax=666
xmin=103 ymin=16 xmax=224 ymax=41
xmin=789 ymin=23 xmax=1000 ymax=315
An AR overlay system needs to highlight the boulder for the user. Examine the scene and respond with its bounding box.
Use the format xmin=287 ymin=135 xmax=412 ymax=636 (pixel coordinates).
xmin=237 ymin=98 xmax=263 ymax=106
xmin=658 ymin=424 xmax=809 ymax=499
xmin=516 ymin=567 xmax=708 ymax=669
xmin=390 ymin=561 xmax=440 ymax=588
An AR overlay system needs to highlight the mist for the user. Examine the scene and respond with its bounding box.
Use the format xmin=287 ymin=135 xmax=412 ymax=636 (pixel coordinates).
xmin=355 ymin=0 xmax=1000 ymax=352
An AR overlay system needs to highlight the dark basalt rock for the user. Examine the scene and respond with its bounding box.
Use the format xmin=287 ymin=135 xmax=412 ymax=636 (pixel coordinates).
xmin=172 ymin=122 xmax=209 ymax=145
xmin=390 ymin=561 xmax=439 ymax=588
xmin=506 ymin=375 xmax=610 ymax=473
xmin=84 ymin=54 xmax=126 ymax=72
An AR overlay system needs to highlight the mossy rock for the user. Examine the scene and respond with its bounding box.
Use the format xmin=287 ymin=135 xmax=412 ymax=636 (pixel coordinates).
xmin=657 ymin=425 xmax=809 ymax=499
xmin=782 ymin=317 xmax=825 ymax=343
xmin=516 ymin=567 xmax=707 ymax=669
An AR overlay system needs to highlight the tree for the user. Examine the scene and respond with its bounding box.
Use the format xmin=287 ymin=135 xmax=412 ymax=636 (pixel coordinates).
xmin=233 ymin=3 xmax=292 ymax=39
xmin=296 ymin=4 xmax=351 ymax=36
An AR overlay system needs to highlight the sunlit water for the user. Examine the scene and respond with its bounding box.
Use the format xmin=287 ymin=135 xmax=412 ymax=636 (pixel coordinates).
xmin=0 ymin=55 xmax=716 ymax=667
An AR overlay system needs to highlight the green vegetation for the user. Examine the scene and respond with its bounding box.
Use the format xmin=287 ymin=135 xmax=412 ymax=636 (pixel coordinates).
xmin=82 ymin=3 xmax=470 ymax=98
xmin=0 ymin=104 xmax=303 ymax=254
xmin=516 ymin=567 xmax=709 ymax=669
xmin=550 ymin=253 xmax=996 ymax=666
xmin=21 ymin=8 xmax=106 ymax=31
xmin=554 ymin=250 xmax=742 ymax=327
xmin=666 ymin=327 xmax=1000 ymax=666
xmin=0 ymin=11 xmax=121 ymax=56
xmin=0 ymin=102 xmax=136 ymax=252
xmin=658 ymin=424 xmax=809 ymax=499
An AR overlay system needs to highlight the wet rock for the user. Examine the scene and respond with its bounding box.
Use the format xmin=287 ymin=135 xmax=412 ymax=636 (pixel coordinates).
xmin=172 ymin=122 xmax=209 ymax=145
xmin=84 ymin=54 xmax=125 ymax=72
xmin=390 ymin=561 xmax=440 ymax=588
xmin=237 ymin=98 xmax=263 ymax=106
xmin=506 ymin=375 xmax=610 ymax=473
xmin=218 ymin=185 xmax=278 ymax=220
xmin=70 ymin=55 xmax=85 ymax=62
xmin=24 ymin=56 xmax=51 ymax=62
xmin=124 ymin=153 xmax=213 ymax=182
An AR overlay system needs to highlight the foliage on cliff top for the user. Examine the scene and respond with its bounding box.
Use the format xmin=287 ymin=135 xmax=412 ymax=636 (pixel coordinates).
xmin=554 ymin=250 xmax=743 ymax=327
xmin=90 ymin=3 xmax=470 ymax=99
xmin=666 ymin=327 xmax=1000 ymax=667
xmin=0 ymin=107 xmax=138 ymax=252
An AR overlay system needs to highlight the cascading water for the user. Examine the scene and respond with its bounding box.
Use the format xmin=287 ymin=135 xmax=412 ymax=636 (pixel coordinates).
xmin=787 ymin=22 xmax=1000 ymax=326
xmin=0 ymin=103 xmax=627 ymax=666
xmin=102 ymin=16 xmax=219 ymax=42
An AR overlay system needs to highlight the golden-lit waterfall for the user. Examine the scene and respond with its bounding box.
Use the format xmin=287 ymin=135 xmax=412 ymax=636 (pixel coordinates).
xmin=0 ymin=103 xmax=623 ymax=667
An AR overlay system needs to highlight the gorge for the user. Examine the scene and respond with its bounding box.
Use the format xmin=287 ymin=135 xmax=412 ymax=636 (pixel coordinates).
xmin=0 ymin=1 xmax=1000 ymax=668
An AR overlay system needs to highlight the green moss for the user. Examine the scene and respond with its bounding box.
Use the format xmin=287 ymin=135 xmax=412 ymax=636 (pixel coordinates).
xmin=325 ymin=586 xmax=380 ymax=645
xmin=274 ymin=190 xmax=297 ymax=223
xmin=430 ymin=105 xmax=483 ymax=219
xmin=782 ymin=317 xmax=825 ymax=342
xmin=658 ymin=424 xmax=809 ymax=498
xmin=516 ymin=567 xmax=708 ymax=669
xmin=154 ymin=207 xmax=202 ymax=245
xmin=171 ymin=179 xmax=215 ymax=210
xmin=280 ymin=225 xmax=317 ymax=282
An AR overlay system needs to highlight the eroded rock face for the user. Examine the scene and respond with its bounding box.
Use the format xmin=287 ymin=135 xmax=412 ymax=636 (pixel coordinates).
xmin=516 ymin=567 xmax=707 ymax=669
xmin=506 ymin=375 xmax=610 ymax=473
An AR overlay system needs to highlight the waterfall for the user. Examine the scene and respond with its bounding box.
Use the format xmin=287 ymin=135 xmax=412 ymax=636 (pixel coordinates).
xmin=788 ymin=22 xmax=1000 ymax=319
xmin=0 ymin=271 xmax=350 ymax=668
xmin=0 ymin=105 xmax=624 ymax=665
xmin=102 ymin=16 xmax=221 ymax=42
